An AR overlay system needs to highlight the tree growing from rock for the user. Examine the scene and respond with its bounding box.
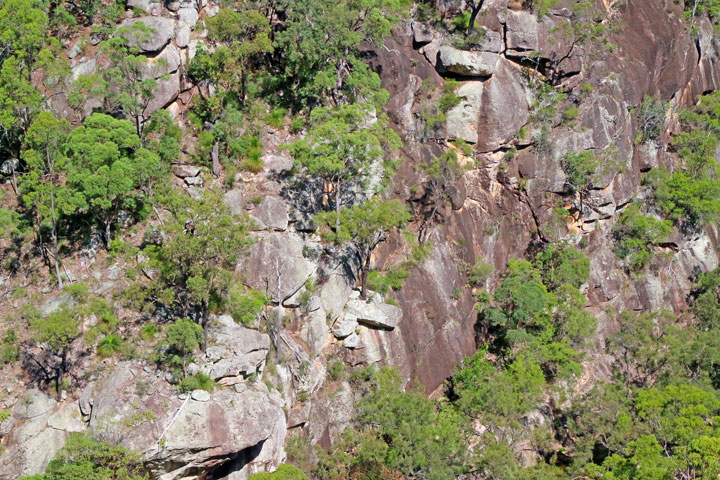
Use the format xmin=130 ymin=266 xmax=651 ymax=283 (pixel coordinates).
xmin=20 ymin=112 xmax=83 ymax=289
xmin=316 ymin=197 xmax=410 ymax=298
xmin=144 ymin=189 xmax=253 ymax=347
xmin=418 ymin=149 xmax=464 ymax=244
xmin=287 ymin=103 xmax=400 ymax=232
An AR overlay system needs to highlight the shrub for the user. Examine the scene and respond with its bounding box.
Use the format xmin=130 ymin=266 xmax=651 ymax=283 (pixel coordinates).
xmin=226 ymin=287 xmax=269 ymax=326
xmin=635 ymin=95 xmax=667 ymax=143
xmin=612 ymin=203 xmax=672 ymax=271
xmin=463 ymin=260 xmax=493 ymax=288
xmin=249 ymin=464 xmax=309 ymax=480
xmin=97 ymin=334 xmax=124 ymax=358
xmin=179 ymin=372 xmax=215 ymax=393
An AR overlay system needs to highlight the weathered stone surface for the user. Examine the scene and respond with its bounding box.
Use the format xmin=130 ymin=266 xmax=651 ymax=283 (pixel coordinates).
xmin=437 ymin=45 xmax=499 ymax=76
xmin=47 ymin=403 xmax=85 ymax=433
xmin=145 ymin=70 xmax=181 ymax=116
xmin=343 ymin=332 xmax=360 ymax=349
xmin=143 ymin=43 xmax=181 ymax=78
xmin=263 ymin=154 xmax=294 ymax=174
xmin=87 ymin=364 xmax=286 ymax=479
xmin=411 ymin=21 xmax=433 ymax=44
xmin=345 ymin=299 xmax=401 ymax=330
xmin=332 ymin=315 xmax=358 ymax=339
xmin=71 ymin=58 xmax=96 ymax=81
xmin=505 ymin=10 xmax=539 ymax=51
xmin=224 ymin=188 xmax=244 ymax=215
xmin=446 ymin=81 xmax=483 ymax=144
xmin=239 ymin=232 xmax=315 ymax=303
xmin=198 ymin=314 xmax=270 ymax=381
xmin=177 ymin=7 xmax=198 ymax=28
xmin=120 ymin=17 xmax=175 ymax=52
xmin=175 ymin=23 xmax=191 ymax=48
xmin=190 ymin=389 xmax=210 ymax=402
xmin=251 ymin=196 xmax=289 ymax=231
xmin=172 ymin=164 xmax=201 ymax=178
xmin=127 ymin=0 xmax=161 ymax=15
xmin=476 ymin=57 xmax=532 ymax=152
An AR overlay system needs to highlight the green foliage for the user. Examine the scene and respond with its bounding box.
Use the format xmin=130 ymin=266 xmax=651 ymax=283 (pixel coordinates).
xmin=316 ymin=367 xmax=468 ymax=480
xmin=0 ymin=207 xmax=20 ymax=238
xmin=178 ymin=372 xmax=215 ymax=393
xmin=612 ymin=203 xmax=672 ymax=271
xmin=31 ymin=307 xmax=80 ymax=356
xmin=561 ymin=150 xmax=599 ymax=194
xmin=160 ymin=317 xmax=203 ymax=376
xmin=144 ymin=189 xmax=253 ymax=325
xmin=19 ymin=432 xmax=146 ymax=480
xmin=463 ymin=259 xmax=494 ymax=288
xmin=249 ymin=464 xmax=309 ymax=480
xmin=272 ymin=0 xmax=409 ymax=107
xmin=226 ymin=287 xmax=269 ymax=326
xmin=533 ymin=243 xmax=589 ymax=291
xmin=0 ymin=329 xmax=19 ymax=364
xmin=96 ymin=334 xmax=124 ymax=358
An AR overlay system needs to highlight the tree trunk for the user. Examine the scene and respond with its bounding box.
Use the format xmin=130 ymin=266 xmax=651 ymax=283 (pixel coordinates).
xmin=211 ymin=141 xmax=222 ymax=178
xmin=50 ymin=190 xmax=63 ymax=290
xmin=360 ymin=251 xmax=371 ymax=299
xmin=200 ymin=302 xmax=209 ymax=352
xmin=104 ymin=219 xmax=112 ymax=248
xmin=466 ymin=1 xmax=485 ymax=36
xmin=335 ymin=180 xmax=341 ymax=233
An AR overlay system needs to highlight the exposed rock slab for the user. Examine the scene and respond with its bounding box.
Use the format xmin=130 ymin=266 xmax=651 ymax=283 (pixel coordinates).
xmin=120 ymin=17 xmax=175 ymax=52
xmin=345 ymin=299 xmax=401 ymax=330
xmin=437 ymin=45 xmax=499 ymax=77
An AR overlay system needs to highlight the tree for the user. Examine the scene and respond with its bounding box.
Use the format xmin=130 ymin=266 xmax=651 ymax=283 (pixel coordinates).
xmin=100 ymin=22 xmax=165 ymax=137
xmin=163 ymin=317 xmax=204 ymax=377
xmin=19 ymin=432 xmax=146 ymax=480
xmin=145 ymin=189 xmax=253 ymax=346
xmin=273 ymin=0 xmax=409 ymax=107
xmin=316 ymin=197 xmax=410 ymax=298
xmin=418 ymin=149 xmax=464 ymax=243
xmin=561 ymin=150 xmax=599 ymax=211
xmin=28 ymin=307 xmax=81 ymax=397
xmin=612 ymin=203 xmax=672 ymax=271
xmin=287 ymin=103 xmax=400 ymax=232
xmin=64 ymin=113 xmax=163 ymax=245
xmin=205 ymin=8 xmax=273 ymax=107
xmin=20 ymin=112 xmax=83 ymax=289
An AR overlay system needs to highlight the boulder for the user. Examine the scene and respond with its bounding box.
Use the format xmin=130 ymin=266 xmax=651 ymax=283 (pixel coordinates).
xmin=127 ymin=0 xmax=162 ymax=15
xmin=224 ymin=189 xmax=244 ymax=216
xmin=475 ymin=57 xmax=532 ymax=152
xmin=143 ymin=43 xmax=181 ymax=79
xmin=299 ymin=306 xmax=330 ymax=356
xmin=144 ymin=70 xmax=181 ymax=116
xmin=190 ymin=390 xmax=210 ymax=402
xmin=0 ymin=158 xmax=19 ymax=175
xmin=251 ymin=196 xmax=289 ymax=231
xmin=177 ymin=7 xmax=199 ymax=28
xmin=345 ymin=299 xmax=402 ymax=330
xmin=332 ymin=315 xmax=358 ymax=339
xmin=88 ymin=364 xmax=286 ymax=479
xmin=175 ymin=23 xmax=191 ymax=48
xmin=446 ymin=81 xmax=483 ymax=144
xmin=198 ymin=315 xmax=270 ymax=381
xmin=239 ymin=232 xmax=315 ymax=303
xmin=263 ymin=154 xmax=294 ymax=174
xmin=412 ymin=22 xmax=434 ymax=44
xmin=437 ymin=45 xmax=499 ymax=77
xmin=120 ymin=17 xmax=175 ymax=52
xmin=172 ymin=164 xmax=201 ymax=178
xmin=71 ymin=58 xmax=96 ymax=81
xmin=505 ymin=10 xmax=539 ymax=51
xmin=343 ymin=332 xmax=360 ymax=349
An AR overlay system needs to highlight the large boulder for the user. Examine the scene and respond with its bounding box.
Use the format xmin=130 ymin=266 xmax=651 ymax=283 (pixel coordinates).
xmin=127 ymin=0 xmax=161 ymax=15
xmin=239 ymin=232 xmax=315 ymax=303
xmin=120 ymin=17 xmax=175 ymax=52
xmin=143 ymin=43 xmax=181 ymax=79
xmin=88 ymin=364 xmax=286 ymax=479
xmin=437 ymin=45 xmax=500 ymax=77
xmin=196 ymin=315 xmax=270 ymax=382
xmin=345 ymin=299 xmax=402 ymax=330
xmin=446 ymin=81 xmax=483 ymax=144
xmin=145 ymin=70 xmax=181 ymax=116
xmin=250 ymin=196 xmax=289 ymax=231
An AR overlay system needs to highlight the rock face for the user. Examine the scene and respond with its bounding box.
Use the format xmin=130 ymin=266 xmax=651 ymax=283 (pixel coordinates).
xmin=437 ymin=45 xmax=500 ymax=77
xmin=196 ymin=315 xmax=271 ymax=382
xmin=120 ymin=17 xmax=175 ymax=52
xmin=345 ymin=298 xmax=402 ymax=330
xmin=251 ymin=196 xmax=289 ymax=231
xmin=88 ymin=364 xmax=286 ymax=479
xmin=239 ymin=232 xmax=315 ymax=304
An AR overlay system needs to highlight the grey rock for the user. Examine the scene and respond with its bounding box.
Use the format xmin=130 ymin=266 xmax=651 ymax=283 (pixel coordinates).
xmin=205 ymin=3 xmax=219 ymax=16
xmin=306 ymin=295 xmax=322 ymax=313
xmin=240 ymin=232 xmax=315 ymax=303
xmin=345 ymin=299 xmax=402 ymax=330
xmin=506 ymin=10 xmax=539 ymax=51
xmin=190 ymin=389 xmax=210 ymax=402
xmin=332 ymin=315 xmax=358 ymax=339
xmin=144 ymin=70 xmax=181 ymax=116
xmin=300 ymin=307 xmax=330 ymax=356
xmin=166 ymin=1 xmax=181 ymax=11
xmin=184 ymin=175 xmax=203 ymax=186
xmin=67 ymin=42 xmax=82 ymax=59
xmin=0 ymin=158 xmax=19 ymax=175
xmin=143 ymin=43 xmax=181 ymax=79
xmin=71 ymin=58 xmax=96 ymax=81
xmin=177 ymin=7 xmax=199 ymax=28
xmin=252 ymin=196 xmax=289 ymax=231
xmin=224 ymin=189 xmax=244 ymax=215
xmin=343 ymin=332 xmax=360 ymax=349
xmin=47 ymin=403 xmax=85 ymax=432
xmin=120 ymin=17 xmax=175 ymax=52
xmin=175 ymin=23 xmax=191 ymax=48
xmin=172 ymin=164 xmax=201 ymax=178
xmin=412 ymin=21 xmax=433 ymax=44
xmin=13 ymin=390 xmax=56 ymax=420
xmin=127 ymin=0 xmax=161 ymax=15
xmin=438 ymin=45 xmax=499 ymax=76
xmin=199 ymin=315 xmax=270 ymax=381
xmin=446 ymin=81 xmax=483 ymax=144
xmin=263 ymin=154 xmax=294 ymax=174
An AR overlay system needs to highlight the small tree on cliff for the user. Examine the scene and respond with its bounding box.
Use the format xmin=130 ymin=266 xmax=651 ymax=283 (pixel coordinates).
xmin=316 ymin=197 xmax=410 ymax=298
xmin=144 ymin=189 xmax=253 ymax=348
xmin=287 ymin=103 xmax=400 ymax=232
